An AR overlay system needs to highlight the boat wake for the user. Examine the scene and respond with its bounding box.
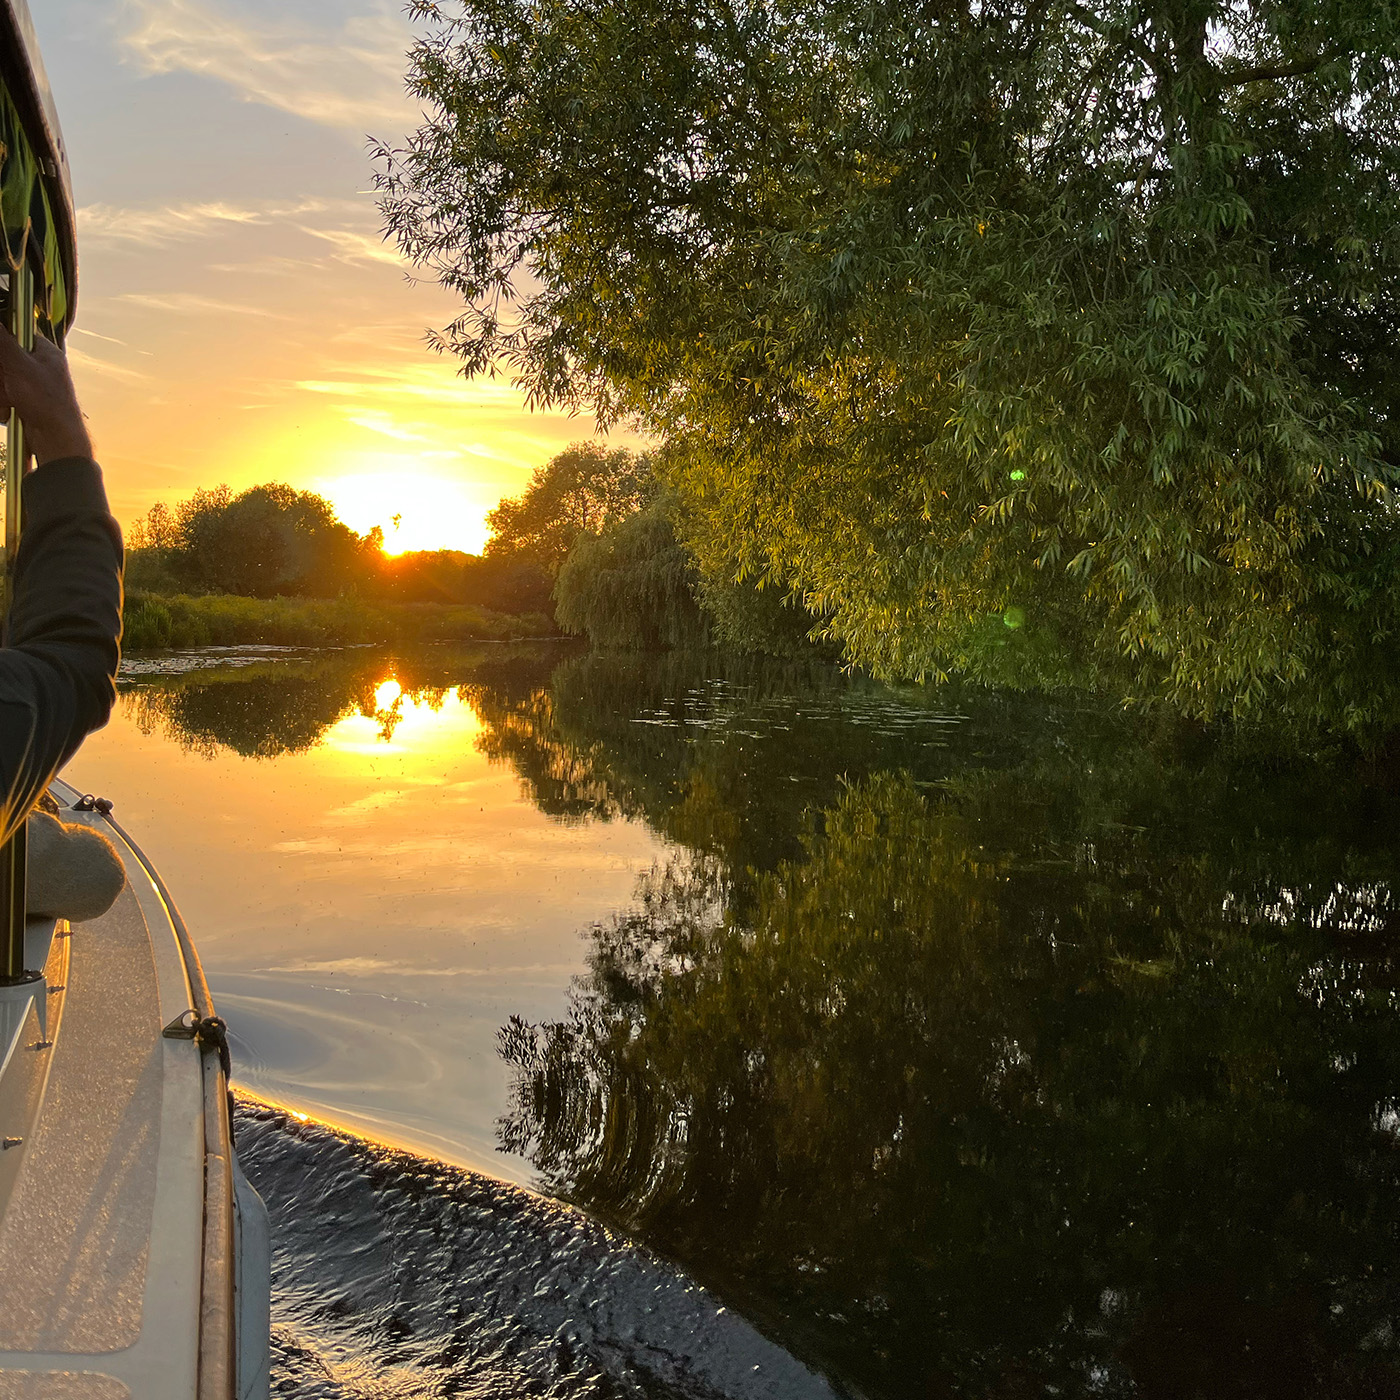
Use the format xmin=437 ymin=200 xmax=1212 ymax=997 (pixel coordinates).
xmin=233 ymin=1098 xmax=837 ymax=1400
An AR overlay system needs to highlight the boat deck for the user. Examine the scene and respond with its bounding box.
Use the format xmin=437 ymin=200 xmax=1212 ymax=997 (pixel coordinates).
xmin=0 ymin=788 xmax=266 ymax=1398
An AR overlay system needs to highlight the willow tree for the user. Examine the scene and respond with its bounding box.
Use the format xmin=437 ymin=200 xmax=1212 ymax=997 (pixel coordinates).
xmin=379 ymin=1 xmax=1400 ymax=728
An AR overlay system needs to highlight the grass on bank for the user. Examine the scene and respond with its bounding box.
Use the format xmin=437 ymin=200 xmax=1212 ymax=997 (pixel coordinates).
xmin=122 ymin=591 xmax=557 ymax=650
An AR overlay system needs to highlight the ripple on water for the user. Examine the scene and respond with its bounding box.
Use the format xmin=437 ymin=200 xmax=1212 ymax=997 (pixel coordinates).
xmin=235 ymin=1099 xmax=837 ymax=1400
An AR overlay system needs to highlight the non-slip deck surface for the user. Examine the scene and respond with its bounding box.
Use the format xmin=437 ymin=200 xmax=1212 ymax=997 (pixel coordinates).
xmin=0 ymin=883 xmax=161 ymax=1353
xmin=0 ymin=1375 xmax=129 ymax=1399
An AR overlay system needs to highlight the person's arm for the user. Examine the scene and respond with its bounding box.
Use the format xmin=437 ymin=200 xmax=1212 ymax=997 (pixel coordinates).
xmin=0 ymin=329 xmax=122 ymax=846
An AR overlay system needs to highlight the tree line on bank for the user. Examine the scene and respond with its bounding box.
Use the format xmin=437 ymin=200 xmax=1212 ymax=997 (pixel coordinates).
xmin=124 ymin=441 xmax=821 ymax=655
xmin=126 ymin=480 xmax=552 ymax=615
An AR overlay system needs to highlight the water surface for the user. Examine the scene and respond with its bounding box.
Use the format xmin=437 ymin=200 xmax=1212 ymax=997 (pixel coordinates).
xmin=66 ymin=643 xmax=1400 ymax=1397
xmin=77 ymin=643 xmax=662 ymax=1172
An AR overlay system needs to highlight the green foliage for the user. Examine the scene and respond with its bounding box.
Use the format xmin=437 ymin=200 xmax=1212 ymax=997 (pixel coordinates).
xmin=381 ymin=0 xmax=1400 ymax=730
xmin=553 ymin=498 xmax=709 ymax=649
xmin=533 ymin=448 xmax=831 ymax=654
xmin=485 ymin=441 xmax=652 ymax=573
xmin=129 ymin=483 xmax=377 ymax=598
xmin=374 ymin=548 xmax=474 ymax=602
xmin=120 ymin=590 xmax=554 ymax=650
xmin=689 ymin=562 xmax=832 ymax=659
xmin=376 ymin=548 xmax=555 ymax=613
xmin=678 ymin=483 xmax=831 ymax=655
xmin=457 ymin=553 xmax=553 ymax=612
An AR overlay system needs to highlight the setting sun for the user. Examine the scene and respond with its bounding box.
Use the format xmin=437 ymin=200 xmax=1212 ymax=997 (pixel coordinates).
xmin=316 ymin=471 xmax=494 ymax=555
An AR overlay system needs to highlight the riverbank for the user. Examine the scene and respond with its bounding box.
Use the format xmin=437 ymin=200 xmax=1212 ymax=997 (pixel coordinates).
xmin=122 ymin=591 xmax=557 ymax=650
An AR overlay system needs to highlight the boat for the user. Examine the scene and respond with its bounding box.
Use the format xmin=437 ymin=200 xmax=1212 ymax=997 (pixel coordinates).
xmin=0 ymin=4 xmax=271 ymax=1395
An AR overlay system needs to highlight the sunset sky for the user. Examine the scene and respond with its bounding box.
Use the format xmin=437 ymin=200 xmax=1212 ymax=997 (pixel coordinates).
xmin=31 ymin=0 xmax=632 ymax=553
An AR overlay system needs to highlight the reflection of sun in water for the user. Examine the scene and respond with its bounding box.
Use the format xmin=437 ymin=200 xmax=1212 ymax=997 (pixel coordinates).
xmin=324 ymin=675 xmax=483 ymax=762
xmin=316 ymin=471 xmax=492 ymax=554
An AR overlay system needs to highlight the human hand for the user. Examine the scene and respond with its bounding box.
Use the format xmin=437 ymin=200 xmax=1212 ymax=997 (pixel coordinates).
xmin=0 ymin=324 xmax=93 ymax=467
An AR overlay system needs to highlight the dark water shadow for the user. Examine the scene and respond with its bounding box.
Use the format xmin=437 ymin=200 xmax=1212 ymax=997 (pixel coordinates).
xmin=481 ymin=655 xmax=1400 ymax=1398
xmin=123 ymin=644 xmax=1400 ymax=1396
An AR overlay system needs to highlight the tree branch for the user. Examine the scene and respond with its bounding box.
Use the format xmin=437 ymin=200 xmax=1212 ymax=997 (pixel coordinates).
xmin=1211 ymin=54 xmax=1329 ymax=88
xmin=1060 ymin=1 xmax=1170 ymax=84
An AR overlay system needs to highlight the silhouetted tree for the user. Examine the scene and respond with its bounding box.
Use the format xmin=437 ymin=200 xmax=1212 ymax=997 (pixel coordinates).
xmin=486 ymin=443 xmax=652 ymax=573
xmin=129 ymin=482 xmax=375 ymax=598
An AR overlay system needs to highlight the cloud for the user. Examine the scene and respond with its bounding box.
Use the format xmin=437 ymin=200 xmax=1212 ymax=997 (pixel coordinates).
xmin=78 ymin=197 xmax=336 ymax=248
xmin=296 ymin=364 xmax=529 ymax=408
xmin=298 ymin=224 xmax=405 ymax=268
xmin=344 ymin=412 xmax=435 ymax=444
xmin=119 ymin=0 xmax=415 ymax=134
xmin=116 ymin=291 xmax=287 ymax=318
xmin=71 ymin=326 xmax=153 ymax=355
xmin=326 ymin=319 xmax=447 ymax=352
xmin=67 ymin=347 xmax=152 ymax=384
xmin=77 ymin=197 xmax=407 ymax=288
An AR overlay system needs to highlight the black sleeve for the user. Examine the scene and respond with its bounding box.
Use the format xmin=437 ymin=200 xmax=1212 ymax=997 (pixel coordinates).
xmin=0 ymin=456 xmax=123 ymax=845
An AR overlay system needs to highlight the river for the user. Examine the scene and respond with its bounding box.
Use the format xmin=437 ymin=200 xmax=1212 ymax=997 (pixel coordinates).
xmin=65 ymin=641 xmax=1400 ymax=1397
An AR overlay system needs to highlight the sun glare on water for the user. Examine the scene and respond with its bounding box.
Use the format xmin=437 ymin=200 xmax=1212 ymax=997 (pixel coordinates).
xmin=317 ymin=471 xmax=493 ymax=555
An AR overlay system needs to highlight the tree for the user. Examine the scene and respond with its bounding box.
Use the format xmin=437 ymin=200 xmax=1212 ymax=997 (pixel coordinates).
xmin=380 ymin=0 xmax=1400 ymax=730
xmin=127 ymin=499 xmax=179 ymax=552
xmin=129 ymin=483 xmax=375 ymax=597
xmin=553 ymin=491 xmax=829 ymax=653
xmin=553 ymin=496 xmax=709 ymax=648
xmin=485 ymin=442 xmax=652 ymax=572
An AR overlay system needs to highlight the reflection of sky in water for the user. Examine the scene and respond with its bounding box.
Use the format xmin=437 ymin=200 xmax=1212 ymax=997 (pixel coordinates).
xmin=64 ymin=664 xmax=670 ymax=1181
xmin=60 ymin=647 xmax=1400 ymax=1395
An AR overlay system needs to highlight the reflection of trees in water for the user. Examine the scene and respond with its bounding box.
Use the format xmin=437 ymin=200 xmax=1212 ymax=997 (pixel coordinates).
xmin=497 ymin=736 xmax=1400 ymax=1396
xmin=468 ymin=683 xmax=625 ymax=824
xmin=471 ymin=649 xmax=1006 ymax=885
xmin=122 ymin=660 xmax=382 ymax=759
xmin=116 ymin=644 xmax=1400 ymax=1392
xmin=117 ymin=645 xmax=570 ymax=759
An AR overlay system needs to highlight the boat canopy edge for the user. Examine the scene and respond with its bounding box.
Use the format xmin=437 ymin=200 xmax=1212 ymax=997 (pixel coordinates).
xmin=0 ymin=0 xmax=76 ymax=336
